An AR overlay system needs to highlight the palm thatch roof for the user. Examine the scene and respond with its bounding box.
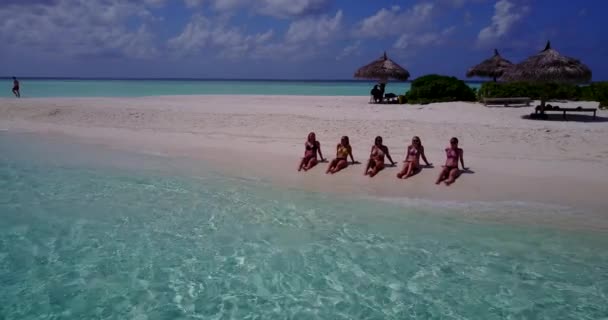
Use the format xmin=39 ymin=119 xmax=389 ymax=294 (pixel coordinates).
xmin=466 ymin=49 xmax=512 ymax=81
xmin=501 ymin=41 xmax=592 ymax=84
xmin=354 ymin=52 xmax=410 ymax=81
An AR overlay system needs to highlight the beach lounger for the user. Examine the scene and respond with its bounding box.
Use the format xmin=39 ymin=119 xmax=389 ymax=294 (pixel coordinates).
xmin=482 ymin=97 xmax=532 ymax=107
xmin=369 ymin=95 xmax=383 ymax=104
xmin=535 ymin=105 xmax=597 ymax=120
xmin=369 ymin=93 xmax=399 ymax=104
xmin=384 ymin=93 xmax=399 ymax=104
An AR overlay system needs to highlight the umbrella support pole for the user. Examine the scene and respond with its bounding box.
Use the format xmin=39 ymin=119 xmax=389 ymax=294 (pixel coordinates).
xmin=538 ymin=99 xmax=548 ymax=119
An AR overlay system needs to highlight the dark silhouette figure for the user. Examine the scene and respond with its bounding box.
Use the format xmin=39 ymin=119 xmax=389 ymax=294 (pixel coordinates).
xmin=379 ymin=83 xmax=386 ymax=96
xmin=12 ymin=77 xmax=20 ymax=98
xmin=370 ymin=85 xmax=382 ymax=103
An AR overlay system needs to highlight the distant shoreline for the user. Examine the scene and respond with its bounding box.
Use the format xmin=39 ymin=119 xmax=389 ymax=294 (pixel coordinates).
xmin=0 ymin=76 xmax=487 ymax=83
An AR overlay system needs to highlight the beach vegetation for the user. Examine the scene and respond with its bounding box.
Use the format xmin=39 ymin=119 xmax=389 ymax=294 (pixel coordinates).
xmin=580 ymin=82 xmax=608 ymax=104
xmin=405 ymin=74 xmax=477 ymax=104
xmin=478 ymin=81 xmax=608 ymax=104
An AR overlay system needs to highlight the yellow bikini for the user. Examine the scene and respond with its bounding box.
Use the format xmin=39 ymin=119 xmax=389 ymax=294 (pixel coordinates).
xmin=337 ymin=144 xmax=350 ymax=159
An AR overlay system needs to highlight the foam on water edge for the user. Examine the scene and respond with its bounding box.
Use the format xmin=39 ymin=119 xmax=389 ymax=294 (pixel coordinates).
xmin=1 ymin=132 xmax=607 ymax=319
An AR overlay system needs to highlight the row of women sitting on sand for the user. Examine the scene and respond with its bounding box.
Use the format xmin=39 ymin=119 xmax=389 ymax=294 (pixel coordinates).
xmin=297 ymin=133 xmax=467 ymax=186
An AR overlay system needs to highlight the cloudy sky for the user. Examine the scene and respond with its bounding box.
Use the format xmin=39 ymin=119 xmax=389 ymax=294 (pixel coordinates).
xmin=1 ymin=0 xmax=606 ymax=79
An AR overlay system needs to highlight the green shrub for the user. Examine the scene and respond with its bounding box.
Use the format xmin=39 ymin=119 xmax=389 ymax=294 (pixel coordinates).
xmin=542 ymin=83 xmax=582 ymax=100
xmin=478 ymin=81 xmax=608 ymax=103
xmin=405 ymin=74 xmax=476 ymax=104
xmin=580 ymin=82 xmax=608 ymax=102
xmin=477 ymin=82 xmax=581 ymax=100
xmin=477 ymin=82 xmax=541 ymax=100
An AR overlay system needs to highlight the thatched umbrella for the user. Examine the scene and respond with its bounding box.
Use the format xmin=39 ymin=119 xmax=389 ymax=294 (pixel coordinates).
xmin=354 ymin=52 xmax=410 ymax=82
xmin=501 ymin=41 xmax=592 ymax=108
xmin=466 ymin=49 xmax=513 ymax=82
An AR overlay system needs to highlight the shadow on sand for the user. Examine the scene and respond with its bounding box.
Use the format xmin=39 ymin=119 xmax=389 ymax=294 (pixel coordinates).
xmin=522 ymin=113 xmax=608 ymax=123
xmin=396 ymin=164 xmax=435 ymax=179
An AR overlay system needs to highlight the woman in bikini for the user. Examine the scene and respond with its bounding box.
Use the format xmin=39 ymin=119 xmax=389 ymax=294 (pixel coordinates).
xmin=436 ymin=137 xmax=467 ymax=186
xmin=326 ymin=136 xmax=356 ymax=174
xmin=364 ymin=136 xmax=395 ymax=177
xmin=298 ymin=132 xmax=325 ymax=172
xmin=397 ymin=136 xmax=431 ymax=179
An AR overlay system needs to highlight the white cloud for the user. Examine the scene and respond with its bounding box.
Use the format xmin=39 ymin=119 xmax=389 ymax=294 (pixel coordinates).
xmin=257 ymin=0 xmax=331 ymax=18
xmin=394 ymin=26 xmax=455 ymax=49
xmin=184 ymin=0 xmax=204 ymax=8
xmin=144 ymin=0 xmax=166 ymax=7
xmin=0 ymin=0 xmax=160 ymax=59
xmin=211 ymin=0 xmax=243 ymax=11
xmin=167 ymin=14 xmax=212 ymax=53
xmin=169 ymin=8 xmax=341 ymax=62
xmin=210 ymin=0 xmax=332 ymax=18
xmin=336 ymin=40 xmax=361 ymax=60
xmin=254 ymin=30 xmax=275 ymax=45
xmin=285 ymin=10 xmax=342 ymax=44
xmin=168 ymin=14 xmax=275 ymax=59
xmin=477 ymin=0 xmax=529 ymax=46
xmin=246 ymin=10 xmax=343 ymax=61
xmin=354 ymin=2 xmax=460 ymax=56
xmin=441 ymin=0 xmax=487 ymax=8
xmin=356 ymin=3 xmax=435 ymax=38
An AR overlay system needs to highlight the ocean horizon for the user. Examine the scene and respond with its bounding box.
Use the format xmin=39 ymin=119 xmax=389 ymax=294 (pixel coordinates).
xmin=2 ymin=76 xmax=488 ymax=82
xmin=1 ymin=78 xmax=483 ymax=98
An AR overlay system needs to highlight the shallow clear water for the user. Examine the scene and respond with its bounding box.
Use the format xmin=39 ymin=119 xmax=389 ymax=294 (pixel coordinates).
xmin=0 ymin=79 xmax=481 ymax=98
xmin=1 ymin=133 xmax=607 ymax=319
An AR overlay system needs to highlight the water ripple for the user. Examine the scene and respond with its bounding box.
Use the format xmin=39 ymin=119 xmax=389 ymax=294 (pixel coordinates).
xmin=1 ymin=153 xmax=607 ymax=319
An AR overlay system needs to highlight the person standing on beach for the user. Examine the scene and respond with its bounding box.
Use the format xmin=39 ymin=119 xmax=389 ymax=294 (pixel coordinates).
xmin=12 ymin=77 xmax=20 ymax=98
xmin=436 ymin=137 xmax=467 ymax=186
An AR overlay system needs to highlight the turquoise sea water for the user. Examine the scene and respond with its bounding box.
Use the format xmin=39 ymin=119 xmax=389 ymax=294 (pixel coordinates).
xmin=1 ymin=133 xmax=607 ymax=319
xmin=0 ymin=79 xmax=481 ymax=98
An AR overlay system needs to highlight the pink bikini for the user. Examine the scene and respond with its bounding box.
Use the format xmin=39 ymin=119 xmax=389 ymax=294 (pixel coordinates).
xmin=445 ymin=148 xmax=459 ymax=169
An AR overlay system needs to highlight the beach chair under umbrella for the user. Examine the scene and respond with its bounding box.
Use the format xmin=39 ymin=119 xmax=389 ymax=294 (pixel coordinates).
xmin=354 ymin=52 xmax=410 ymax=103
xmin=501 ymin=41 xmax=592 ymax=111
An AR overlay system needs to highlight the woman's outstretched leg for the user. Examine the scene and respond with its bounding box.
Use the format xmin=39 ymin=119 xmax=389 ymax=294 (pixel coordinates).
xmin=406 ymin=160 xmax=421 ymax=178
xmin=364 ymin=159 xmax=375 ymax=176
xmin=298 ymin=157 xmax=308 ymax=171
xmin=331 ymin=160 xmax=348 ymax=174
xmin=396 ymin=163 xmax=408 ymax=178
xmin=369 ymin=162 xmax=384 ymax=177
xmin=304 ymin=158 xmax=318 ymax=171
xmin=436 ymin=167 xmax=449 ymax=184
xmin=444 ymin=168 xmax=461 ymax=186
xmin=404 ymin=162 xmax=414 ymax=178
xmin=326 ymin=159 xmax=337 ymax=174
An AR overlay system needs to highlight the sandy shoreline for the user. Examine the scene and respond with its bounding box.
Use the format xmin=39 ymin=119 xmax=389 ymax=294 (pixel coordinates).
xmin=1 ymin=95 xmax=607 ymax=214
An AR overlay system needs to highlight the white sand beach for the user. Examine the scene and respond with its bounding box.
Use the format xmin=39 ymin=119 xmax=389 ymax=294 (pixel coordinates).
xmin=1 ymin=96 xmax=607 ymax=213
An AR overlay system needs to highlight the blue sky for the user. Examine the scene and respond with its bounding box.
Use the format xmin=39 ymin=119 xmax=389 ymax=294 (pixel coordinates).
xmin=0 ymin=0 xmax=606 ymax=80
